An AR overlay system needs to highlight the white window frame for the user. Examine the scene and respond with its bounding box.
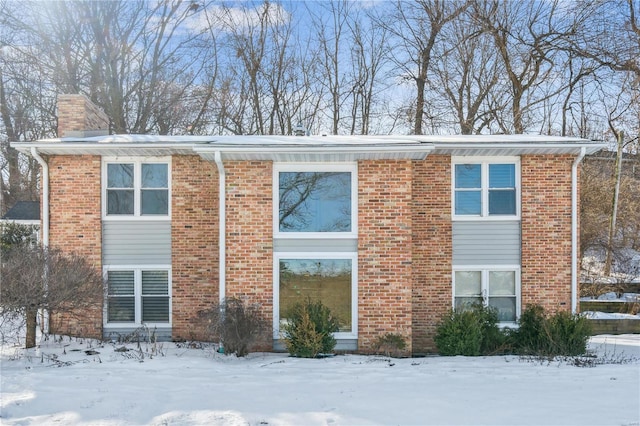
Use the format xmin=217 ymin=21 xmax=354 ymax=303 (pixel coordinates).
xmin=273 ymin=163 xmax=358 ymax=239
xmin=103 ymin=265 xmax=172 ymax=328
xmin=452 ymin=266 xmax=521 ymax=326
xmin=102 ymin=156 xmax=171 ymax=220
xmin=451 ymin=156 xmax=520 ymax=221
xmin=273 ymin=252 xmax=358 ymax=340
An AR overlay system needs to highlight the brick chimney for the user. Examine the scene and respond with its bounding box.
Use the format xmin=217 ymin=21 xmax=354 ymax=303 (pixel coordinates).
xmin=57 ymin=94 xmax=110 ymax=138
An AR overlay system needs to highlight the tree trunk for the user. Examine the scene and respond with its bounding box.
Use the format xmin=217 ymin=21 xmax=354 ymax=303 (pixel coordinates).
xmin=25 ymin=308 xmax=38 ymax=349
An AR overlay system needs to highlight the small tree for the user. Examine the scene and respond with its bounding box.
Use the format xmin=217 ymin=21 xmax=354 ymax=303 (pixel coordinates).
xmin=0 ymin=242 xmax=104 ymax=348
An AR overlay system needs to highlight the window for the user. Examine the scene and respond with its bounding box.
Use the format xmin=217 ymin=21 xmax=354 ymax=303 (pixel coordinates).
xmin=273 ymin=164 xmax=358 ymax=342
xmin=453 ymin=159 xmax=518 ymax=217
xmin=104 ymin=159 xmax=169 ymax=217
xmin=275 ymin=254 xmax=357 ymax=338
xmin=453 ymin=269 xmax=520 ymax=323
xmin=274 ymin=164 xmax=356 ymax=236
xmin=106 ymin=269 xmax=170 ymax=325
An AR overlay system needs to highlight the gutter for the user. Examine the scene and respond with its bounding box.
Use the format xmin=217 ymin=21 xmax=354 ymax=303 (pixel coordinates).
xmin=571 ymin=147 xmax=586 ymax=313
xmin=30 ymin=148 xmax=49 ymax=247
xmin=213 ymin=151 xmax=226 ymax=307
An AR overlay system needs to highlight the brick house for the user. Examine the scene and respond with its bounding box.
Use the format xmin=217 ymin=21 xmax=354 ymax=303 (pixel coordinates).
xmin=11 ymin=95 xmax=606 ymax=355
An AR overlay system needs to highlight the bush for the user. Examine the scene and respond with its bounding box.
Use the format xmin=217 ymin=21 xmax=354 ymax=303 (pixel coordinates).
xmin=282 ymin=299 xmax=340 ymax=358
xmin=544 ymin=311 xmax=592 ymax=356
xmin=512 ymin=305 xmax=592 ymax=357
xmin=435 ymin=308 xmax=484 ymax=356
xmin=198 ymin=297 xmax=268 ymax=357
xmin=511 ymin=304 xmax=547 ymax=355
xmin=374 ymin=333 xmax=407 ymax=357
xmin=435 ymin=304 xmax=507 ymax=356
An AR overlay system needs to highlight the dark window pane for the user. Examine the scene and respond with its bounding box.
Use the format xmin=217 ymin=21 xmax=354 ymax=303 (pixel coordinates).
xmin=107 ymin=164 xmax=134 ymax=188
xmin=279 ymin=259 xmax=352 ymax=332
xmin=108 ymin=297 xmax=135 ymax=322
xmin=141 ymin=190 xmax=168 ymax=215
xmin=489 ymin=297 xmax=517 ymax=322
xmin=455 ymin=191 xmax=481 ymax=215
xmin=142 ymin=297 xmax=169 ymax=322
xmin=142 ymin=164 xmax=168 ymax=188
xmin=142 ymin=271 xmax=169 ymax=295
xmin=107 ymin=271 xmax=134 ymax=295
xmin=454 ymin=297 xmax=483 ymax=311
xmin=107 ymin=190 xmax=134 ymax=215
xmin=455 ymin=164 xmax=481 ymax=189
xmin=489 ymin=189 xmax=516 ymax=215
xmin=279 ymin=172 xmax=351 ymax=232
xmin=489 ymin=164 xmax=515 ymax=188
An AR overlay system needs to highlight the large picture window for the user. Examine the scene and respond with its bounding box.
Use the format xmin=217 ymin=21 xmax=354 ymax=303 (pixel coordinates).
xmin=106 ymin=268 xmax=170 ymax=325
xmin=274 ymin=164 xmax=356 ymax=237
xmin=453 ymin=159 xmax=518 ymax=218
xmin=275 ymin=254 xmax=357 ymax=338
xmin=453 ymin=268 xmax=520 ymax=323
xmin=104 ymin=158 xmax=169 ymax=217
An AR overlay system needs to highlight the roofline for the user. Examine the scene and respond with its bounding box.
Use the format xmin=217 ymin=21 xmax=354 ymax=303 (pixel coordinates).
xmin=11 ymin=134 xmax=607 ymax=158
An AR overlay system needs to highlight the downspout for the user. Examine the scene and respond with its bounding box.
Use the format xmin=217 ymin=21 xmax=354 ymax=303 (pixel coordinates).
xmin=31 ymin=147 xmax=49 ymax=335
xmin=213 ymin=151 xmax=226 ymax=307
xmin=30 ymin=147 xmax=49 ymax=247
xmin=571 ymin=147 xmax=586 ymax=314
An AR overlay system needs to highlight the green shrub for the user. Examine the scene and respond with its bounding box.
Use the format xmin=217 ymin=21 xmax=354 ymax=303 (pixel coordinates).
xmin=512 ymin=304 xmax=547 ymax=355
xmin=435 ymin=304 xmax=507 ymax=356
xmin=282 ymin=299 xmax=340 ymax=358
xmin=544 ymin=311 xmax=592 ymax=356
xmin=513 ymin=305 xmax=592 ymax=357
xmin=435 ymin=308 xmax=484 ymax=356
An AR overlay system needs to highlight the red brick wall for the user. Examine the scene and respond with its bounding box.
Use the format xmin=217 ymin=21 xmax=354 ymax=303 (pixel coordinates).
xmin=521 ymin=154 xmax=574 ymax=313
xmin=225 ymin=161 xmax=273 ymax=347
xmin=411 ymin=155 xmax=452 ymax=354
xmin=358 ymin=160 xmax=413 ymax=354
xmin=47 ymin=155 xmax=103 ymax=338
xmin=171 ymin=155 xmax=219 ymax=341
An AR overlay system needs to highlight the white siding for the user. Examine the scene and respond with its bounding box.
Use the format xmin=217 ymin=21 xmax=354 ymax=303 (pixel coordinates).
xmin=102 ymin=221 xmax=171 ymax=265
xmin=452 ymin=221 xmax=520 ymax=265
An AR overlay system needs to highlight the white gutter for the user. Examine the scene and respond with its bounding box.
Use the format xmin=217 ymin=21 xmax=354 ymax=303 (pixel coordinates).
xmin=30 ymin=148 xmax=49 ymax=247
xmin=213 ymin=151 xmax=226 ymax=306
xmin=571 ymin=147 xmax=586 ymax=313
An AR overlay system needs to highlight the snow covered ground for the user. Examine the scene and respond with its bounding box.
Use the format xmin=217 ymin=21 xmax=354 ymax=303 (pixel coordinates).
xmin=1 ymin=334 xmax=639 ymax=426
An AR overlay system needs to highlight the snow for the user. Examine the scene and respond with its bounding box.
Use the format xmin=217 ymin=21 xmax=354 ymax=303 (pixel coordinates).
xmin=1 ymin=334 xmax=639 ymax=426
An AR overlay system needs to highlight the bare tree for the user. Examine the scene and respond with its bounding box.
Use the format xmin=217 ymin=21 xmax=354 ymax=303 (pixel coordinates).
xmin=1 ymin=242 xmax=104 ymax=348
xmin=383 ymin=0 xmax=469 ymax=135
xmin=472 ymin=0 xmax=579 ymax=134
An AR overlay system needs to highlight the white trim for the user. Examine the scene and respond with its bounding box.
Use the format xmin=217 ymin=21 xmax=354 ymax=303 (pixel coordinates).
xmin=102 ymin=156 xmax=171 ymax=220
xmin=273 ymin=163 xmax=358 ymax=239
xmin=452 ymin=265 xmax=521 ymax=325
xmin=103 ymin=265 xmax=172 ymax=328
xmin=273 ymin=252 xmax=358 ymax=340
xmin=571 ymin=148 xmax=586 ymax=313
xmin=30 ymin=148 xmax=49 ymax=246
xmin=452 ymin=156 xmax=521 ymax=221
xmin=214 ymin=151 xmax=226 ymax=307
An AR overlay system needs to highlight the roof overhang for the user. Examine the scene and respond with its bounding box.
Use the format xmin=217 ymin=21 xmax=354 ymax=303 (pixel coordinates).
xmin=11 ymin=134 xmax=607 ymax=161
